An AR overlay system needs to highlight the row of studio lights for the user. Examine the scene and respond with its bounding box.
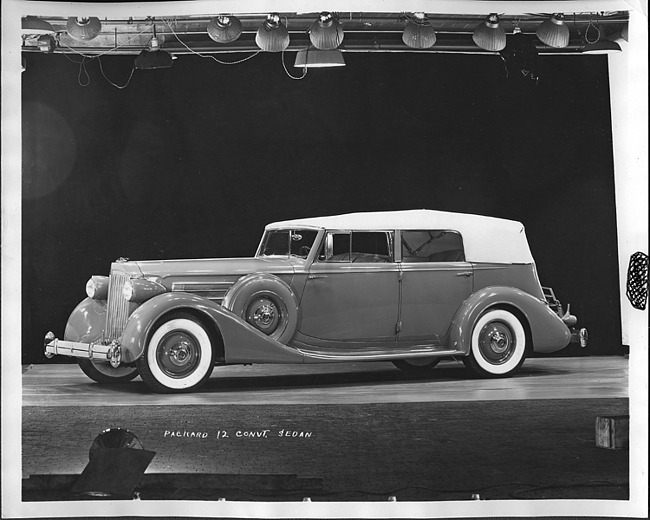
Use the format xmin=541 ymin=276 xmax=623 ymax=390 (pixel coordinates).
xmin=25 ymin=12 xmax=579 ymax=71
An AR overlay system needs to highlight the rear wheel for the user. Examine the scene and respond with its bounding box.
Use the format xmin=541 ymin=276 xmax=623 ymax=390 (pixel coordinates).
xmin=77 ymin=358 xmax=139 ymax=384
xmin=392 ymin=357 xmax=441 ymax=373
xmin=463 ymin=309 xmax=527 ymax=377
xmin=136 ymin=312 xmax=214 ymax=393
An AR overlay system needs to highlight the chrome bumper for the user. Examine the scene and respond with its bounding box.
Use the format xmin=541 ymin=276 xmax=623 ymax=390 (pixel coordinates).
xmin=44 ymin=332 xmax=122 ymax=367
xmin=569 ymin=327 xmax=588 ymax=348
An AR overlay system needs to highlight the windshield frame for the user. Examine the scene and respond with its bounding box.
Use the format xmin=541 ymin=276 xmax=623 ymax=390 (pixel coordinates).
xmin=255 ymin=228 xmax=322 ymax=260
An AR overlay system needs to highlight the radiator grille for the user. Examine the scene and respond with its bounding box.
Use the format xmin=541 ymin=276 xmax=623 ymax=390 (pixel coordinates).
xmin=105 ymin=271 xmax=130 ymax=340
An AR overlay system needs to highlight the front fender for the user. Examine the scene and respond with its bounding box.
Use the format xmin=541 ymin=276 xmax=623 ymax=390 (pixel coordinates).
xmin=119 ymin=292 xmax=306 ymax=364
xmin=64 ymin=297 xmax=106 ymax=343
xmin=449 ymin=286 xmax=571 ymax=355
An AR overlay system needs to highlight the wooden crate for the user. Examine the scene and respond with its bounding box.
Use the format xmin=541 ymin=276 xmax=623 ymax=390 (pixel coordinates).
xmin=595 ymin=415 xmax=629 ymax=450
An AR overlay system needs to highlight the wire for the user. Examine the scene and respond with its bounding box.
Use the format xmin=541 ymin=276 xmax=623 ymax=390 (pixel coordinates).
xmin=58 ymin=24 xmax=153 ymax=59
xmin=161 ymin=17 xmax=260 ymax=65
xmin=281 ymin=48 xmax=308 ymax=80
xmin=98 ymin=56 xmax=135 ymax=89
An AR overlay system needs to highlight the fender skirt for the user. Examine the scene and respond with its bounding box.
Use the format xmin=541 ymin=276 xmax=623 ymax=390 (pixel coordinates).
xmin=119 ymin=292 xmax=306 ymax=364
xmin=449 ymin=286 xmax=571 ymax=355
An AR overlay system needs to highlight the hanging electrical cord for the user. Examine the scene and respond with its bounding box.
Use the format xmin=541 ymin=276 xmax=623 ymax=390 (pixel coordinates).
xmin=281 ymin=48 xmax=307 ymax=80
xmin=161 ymin=17 xmax=260 ymax=65
xmin=58 ymin=24 xmax=151 ymax=88
xmin=98 ymin=57 xmax=135 ymax=89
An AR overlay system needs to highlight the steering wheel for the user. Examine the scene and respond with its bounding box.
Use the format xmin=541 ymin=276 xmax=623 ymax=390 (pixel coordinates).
xmin=299 ymin=246 xmax=311 ymax=257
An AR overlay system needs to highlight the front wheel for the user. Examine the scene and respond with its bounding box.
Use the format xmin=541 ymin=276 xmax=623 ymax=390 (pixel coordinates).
xmin=136 ymin=312 xmax=214 ymax=393
xmin=77 ymin=358 xmax=139 ymax=384
xmin=463 ymin=309 xmax=527 ymax=377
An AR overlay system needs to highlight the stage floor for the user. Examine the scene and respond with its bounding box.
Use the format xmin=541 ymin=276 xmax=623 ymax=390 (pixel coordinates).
xmin=21 ymin=356 xmax=630 ymax=502
xmin=23 ymin=355 xmax=628 ymax=406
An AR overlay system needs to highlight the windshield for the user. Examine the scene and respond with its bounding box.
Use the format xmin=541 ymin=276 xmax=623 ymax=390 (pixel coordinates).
xmin=257 ymin=229 xmax=319 ymax=259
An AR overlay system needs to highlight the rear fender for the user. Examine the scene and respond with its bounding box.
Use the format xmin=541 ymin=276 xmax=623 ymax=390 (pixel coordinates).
xmin=119 ymin=292 xmax=305 ymax=364
xmin=449 ymin=286 xmax=571 ymax=355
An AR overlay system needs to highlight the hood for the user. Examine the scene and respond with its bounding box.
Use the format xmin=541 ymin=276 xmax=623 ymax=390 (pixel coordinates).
xmin=111 ymin=256 xmax=297 ymax=281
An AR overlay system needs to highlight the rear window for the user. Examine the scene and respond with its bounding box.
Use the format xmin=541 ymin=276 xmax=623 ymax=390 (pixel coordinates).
xmin=401 ymin=230 xmax=465 ymax=262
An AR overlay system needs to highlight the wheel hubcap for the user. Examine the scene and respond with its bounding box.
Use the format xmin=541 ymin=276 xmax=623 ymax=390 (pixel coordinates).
xmin=157 ymin=331 xmax=200 ymax=378
xmin=478 ymin=321 xmax=515 ymax=364
xmin=246 ymin=297 xmax=280 ymax=334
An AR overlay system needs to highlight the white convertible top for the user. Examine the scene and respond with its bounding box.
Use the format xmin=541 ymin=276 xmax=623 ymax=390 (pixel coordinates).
xmin=266 ymin=209 xmax=535 ymax=264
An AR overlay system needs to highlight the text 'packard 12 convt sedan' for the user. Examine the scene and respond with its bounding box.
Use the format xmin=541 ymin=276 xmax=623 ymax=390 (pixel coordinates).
xmin=45 ymin=210 xmax=587 ymax=393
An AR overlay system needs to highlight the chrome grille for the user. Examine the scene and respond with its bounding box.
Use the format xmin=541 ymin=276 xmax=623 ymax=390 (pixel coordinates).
xmin=105 ymin=271 xmax=130 ymax=340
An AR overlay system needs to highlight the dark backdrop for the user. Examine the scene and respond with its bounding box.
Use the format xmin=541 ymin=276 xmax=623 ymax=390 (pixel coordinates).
xmin=21 ymin=50 xmax=623 ymax=364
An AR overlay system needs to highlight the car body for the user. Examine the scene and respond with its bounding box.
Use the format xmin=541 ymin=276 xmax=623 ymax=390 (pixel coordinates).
xmin=45 ymin=209 xmax=587 ymax=393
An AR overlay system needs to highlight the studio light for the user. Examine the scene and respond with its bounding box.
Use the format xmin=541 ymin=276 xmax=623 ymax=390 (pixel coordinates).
xmin=473 ymin=13 xmax=506 ymax=52
xmin=402 ymin=12 xmax=437 ymax=49
xmin=66 ymin=17 xmax=102 ymax=41
xmin=135 ymin=30 xmax=173 ymax=70
xmin=536 ymin=13 xmax=569 ymax=48
xmin=207 ymin=15 xmax=242 ymax=43
xmin=309 ymin=12 xmax=344 ymax=50
xmin=37 ymin=35 xmax=56 ymax=53
xmin=71 ymin=428 xmax=155 ymax=499
xmin=294 ymin=48 xmax=345 ymax=68
xmin=582 ymin=39 xmax=622 ymax=54
xmin=255 ymin=13 xmax=290 ymax=52
xmin=21 ymin=16 xmax=55 ymax=35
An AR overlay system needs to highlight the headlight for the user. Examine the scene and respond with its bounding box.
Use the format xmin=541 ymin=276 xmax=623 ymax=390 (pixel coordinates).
xmin=122 ymin=280 xmax=134 ymax=301
xmin=86 ymin=276 xmax=109 ymax=300
xmin=122 ymin=278 xmax=166 ymax=303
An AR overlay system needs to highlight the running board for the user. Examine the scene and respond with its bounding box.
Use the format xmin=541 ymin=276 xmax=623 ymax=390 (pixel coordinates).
xmin=294 ymin=347 xmax=465 ymax=362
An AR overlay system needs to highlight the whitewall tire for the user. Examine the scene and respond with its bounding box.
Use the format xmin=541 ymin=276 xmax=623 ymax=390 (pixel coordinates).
xmin=464 ymin=309 xmax=527 ymax=377
xmin=137 ymin=313 xmax=214 ymax=393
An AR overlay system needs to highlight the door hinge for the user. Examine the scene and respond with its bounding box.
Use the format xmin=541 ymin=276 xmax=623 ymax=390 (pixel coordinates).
xmin=395 ymin=321 xmax=402 ymax=333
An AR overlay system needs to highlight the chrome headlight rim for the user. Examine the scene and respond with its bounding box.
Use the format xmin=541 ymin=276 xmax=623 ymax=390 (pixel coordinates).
xmin=122 ymin=280 xmax=135 ymax=302
xmin=86 ymin=275 xmax=109 ymax=300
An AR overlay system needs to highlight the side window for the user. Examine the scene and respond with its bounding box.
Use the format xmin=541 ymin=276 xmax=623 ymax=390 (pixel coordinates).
xmin=401 ymin=230 xmax=465 ymax=262
xmin=319 ymin=231 xmax=392 ymax=263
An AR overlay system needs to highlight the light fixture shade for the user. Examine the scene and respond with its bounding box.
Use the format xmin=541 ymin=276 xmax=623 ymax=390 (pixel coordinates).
xmin=22 ymin=16 xmax=55 ymax=35
xmin=473 ymin=14 xmax=506 ymax=51
xmin=309 ymin=12 xmax=344 ymax=50
xmin=135 ymin=38 xmax=173 ymax=69
xmin=255 ymin=13 xmax=290 ymax=52
xmin=402 ymin=13 xmax=436 ymax=49
xmin=207 ymin=15 xmax=242 ymax=43
xmin=294 ymin=48 xmax=345 ymax=68
xmin=582 ymin=39 xmax=622 ymax=54
xmin=66 ymin=17 xmax=102 ymax=41
xmin=536 ymin=13 xmax=570 ymax=48
xmin=37 ymin=34 xmax=56 ymax=53
xmin=134 ymin=50 xmax=173 ymax=69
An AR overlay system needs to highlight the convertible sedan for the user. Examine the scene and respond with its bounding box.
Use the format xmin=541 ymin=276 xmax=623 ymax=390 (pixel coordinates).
xmin=45 ymin=210 xmax=586 ymax=393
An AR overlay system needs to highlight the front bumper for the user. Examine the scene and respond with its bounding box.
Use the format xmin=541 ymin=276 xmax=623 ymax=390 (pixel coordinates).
xmin=44 ymin=332 xmax=122 ymax=367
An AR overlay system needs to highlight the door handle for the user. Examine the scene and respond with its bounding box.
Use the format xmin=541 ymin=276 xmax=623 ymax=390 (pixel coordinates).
xmin=456 ymin=271 xmax=473 ymax=277
xmin=308 ymin=275 xmax=326 ymax=280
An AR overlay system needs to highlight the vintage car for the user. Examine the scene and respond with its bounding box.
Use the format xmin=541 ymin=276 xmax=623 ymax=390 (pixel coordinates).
xmin=45 ymin=210 xmax=587 ymax=393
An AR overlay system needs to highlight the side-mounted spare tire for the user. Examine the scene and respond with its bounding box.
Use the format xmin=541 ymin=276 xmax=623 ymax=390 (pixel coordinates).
xmin=222 ymin=273 xmax=298 ymax=344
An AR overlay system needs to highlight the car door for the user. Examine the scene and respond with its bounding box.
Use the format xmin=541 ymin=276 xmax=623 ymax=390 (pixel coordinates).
xmin=398 ymin=229 xmax=473 ymax=342
xmin=298 ymin=230 xmax=400 ymax=342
